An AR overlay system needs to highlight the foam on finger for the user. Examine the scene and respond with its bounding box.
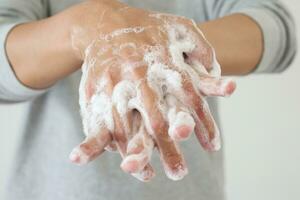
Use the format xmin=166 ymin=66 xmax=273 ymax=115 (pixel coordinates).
xmin=168 ymin=108 xmax=195 ymax=141
xmin=69 ymin=129 xmax=111 ymax=165
xmin=121 ymin=125 xmax=154 ymax=173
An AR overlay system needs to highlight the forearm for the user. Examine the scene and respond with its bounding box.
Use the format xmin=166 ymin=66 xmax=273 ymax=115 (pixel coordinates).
xmin=6 ymin=13 xmax=80 ymax=89
xmin=199 ymin=14 xmax=263 ymax=76
xmin=5 ymin=0 xmax=116 ymax=89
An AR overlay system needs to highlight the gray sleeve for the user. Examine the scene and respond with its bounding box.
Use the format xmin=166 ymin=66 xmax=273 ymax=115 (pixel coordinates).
xmin=206 ymin=0 xmax=297 ymax=74
xmin=0 ymin=0 xmax=48 ymax=103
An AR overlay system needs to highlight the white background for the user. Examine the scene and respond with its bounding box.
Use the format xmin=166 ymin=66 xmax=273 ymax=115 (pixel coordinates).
xmin=0 ymin=1 xmax=300 ymax=199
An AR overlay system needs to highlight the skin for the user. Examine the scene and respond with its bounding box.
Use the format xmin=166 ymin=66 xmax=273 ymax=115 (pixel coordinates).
xmin=5 ymin=0 xmax=263 ymax=181
xmin=68 ymin=4 xmax=236 ymax=181
xmin=6 ymin=1 xmax=263 ymax=88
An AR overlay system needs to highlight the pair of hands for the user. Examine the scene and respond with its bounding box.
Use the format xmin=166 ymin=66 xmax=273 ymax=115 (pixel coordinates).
xmin=68 ymin=0 xmax=236 ymax=181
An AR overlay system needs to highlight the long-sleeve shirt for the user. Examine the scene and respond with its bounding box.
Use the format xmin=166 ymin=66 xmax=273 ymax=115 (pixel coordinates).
xmin=0 ymin=0 xmax=296 ymax=200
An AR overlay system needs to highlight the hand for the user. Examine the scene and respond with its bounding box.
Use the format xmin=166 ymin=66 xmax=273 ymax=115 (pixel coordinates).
xmin=68 ymin=0 xmax=236 ymax=181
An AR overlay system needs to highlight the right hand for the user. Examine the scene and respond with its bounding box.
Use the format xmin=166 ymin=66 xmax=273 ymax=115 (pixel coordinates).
xmin=68 ymin=0 xmax=236 ymax=181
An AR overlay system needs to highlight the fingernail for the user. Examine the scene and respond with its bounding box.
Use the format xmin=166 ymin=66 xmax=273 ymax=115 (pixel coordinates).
xmin=169 ymin=111 xmax=195 ymax=141
xmin=121 ymin=159 xmax=140 ymax=173
xmin=174 ymin=125 xmax=193 ymax=140
xmin=69 ymin=148 xmax=89 ymax=165
xmin=165 ymin=162 xmax=188 ymax=181
xmin=222 ymin=79 xmax=236 ymax=97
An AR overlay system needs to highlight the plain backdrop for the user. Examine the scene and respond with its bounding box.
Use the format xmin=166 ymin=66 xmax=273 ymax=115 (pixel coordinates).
xmin=0 ymin=1 xmax=299 ymax=199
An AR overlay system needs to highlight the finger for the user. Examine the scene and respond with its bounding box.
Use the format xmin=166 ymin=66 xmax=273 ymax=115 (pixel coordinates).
xmin=111 ymin=106 xmax=128 ymax=154
xmin=69 ymin=128 xmax=112 ymax=165
xmin=181 ymin=73 xmax=221 ymax=151
xmin=165 ymin=18 xmax=216 ymax=74
xmin=112 ymin=79 xmax=155 ymax=181
xmin=192 ymin=101 xmax=220 ymax=151
xmin=198 ymin=76 xmax=236 ymax=97
xmin=166 ymin=20 xmax=236 ymax=98
xmin=184 ymin=50 xmax=236 ymax=97
xmin=172 ymin=39 xmax=236 ymax=97
xmin=166 ymin=95 xmax=195 ymax=141
xmin=74 ymin=75 xmax=114 ymax=165
xmin=112 ymin=107 xmax=156 ymax=181
xmin=133 ymin=79 xmax=188 ymax=180
xmin=142 ymin=54 xmax=194 ymax=141
xmin=112 ymin=80 xmax=137 ymax=139
xmin=111 ymin=99 xmax=155 ymax=181
xmin=185 ymin=20 xmax=220 ymax=75
xmin=121 ymin=118 xmax=154 ymax=174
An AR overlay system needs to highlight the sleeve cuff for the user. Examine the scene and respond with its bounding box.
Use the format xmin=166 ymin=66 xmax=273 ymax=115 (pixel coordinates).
xmin=0 ymin=22 xmax=46 ymax=101
xmin=235 ymin=9 xmax=285 ymax=74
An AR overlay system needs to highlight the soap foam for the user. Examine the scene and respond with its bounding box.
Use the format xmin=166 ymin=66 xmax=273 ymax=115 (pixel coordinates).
xmin=79 ymin=46 xmax=114 ymax=136
xmin=112 ymin=80 xmax=136 ymax=132
xmin=101 ymin=26 xmax=146 ymax=41
xmin=122 ymin=126 xmax=154 ymax=172
xmin=168 ymin=108 xmax=195 ymax=141
xmin=164 ymin=161 xmax=188 ymax=181
xmin=76 ymin=14 xmax=231 ymax=181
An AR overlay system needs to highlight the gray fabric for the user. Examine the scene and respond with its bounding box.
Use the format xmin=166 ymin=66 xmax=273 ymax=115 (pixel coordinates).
xmin=0 ymin=0 xmax=296 ymax=200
